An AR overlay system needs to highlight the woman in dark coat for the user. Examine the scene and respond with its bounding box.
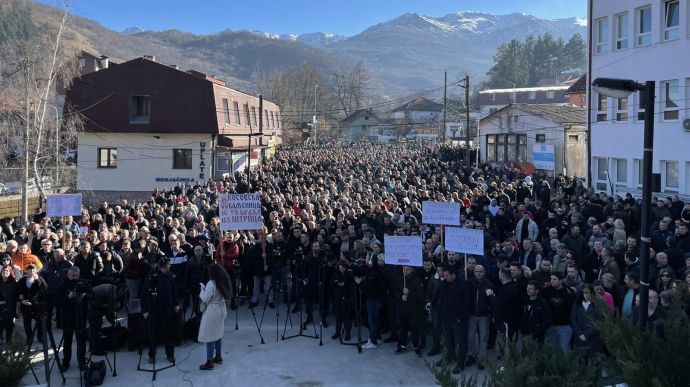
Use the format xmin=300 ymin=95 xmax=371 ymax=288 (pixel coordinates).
xmin=571 ymin=283 xmax=604 ymax=357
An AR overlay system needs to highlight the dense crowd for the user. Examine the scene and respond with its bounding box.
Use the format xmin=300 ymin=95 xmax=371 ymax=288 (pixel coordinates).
xmin=1 ymin=142 xmax=690 ymax=375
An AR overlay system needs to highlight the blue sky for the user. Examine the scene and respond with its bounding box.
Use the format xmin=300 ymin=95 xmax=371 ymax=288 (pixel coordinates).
xmin=44 ymin=0 xmax=586 ymax=36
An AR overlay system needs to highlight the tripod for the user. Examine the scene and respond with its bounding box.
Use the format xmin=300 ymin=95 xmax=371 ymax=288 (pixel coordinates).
xmin=338 ymin=283 xmax=367 ymax=353
xmin=281 ymin=276 xmax=318 ymax=341
xmin=86 ymin=282 xmax=124 ymax=378
xmin=136 ymin=280 xmax=175 ymax=382
xmin=258 ymin=268 xmax=289 ymax=342
xmin=26 ymin=314 xmax=66 ymax=386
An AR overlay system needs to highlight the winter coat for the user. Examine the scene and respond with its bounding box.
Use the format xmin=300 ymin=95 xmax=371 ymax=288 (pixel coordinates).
xmin=468 ymin=277 xmax=493 ymax=316
xmin=571 ymin=301 xmax=604 ymax=355
xmin=514 ymin=218 xmax=539 ymax=243
xmin=198 ymin=280 xmax=228 ymax=343
xmin=519 ymin=296 xmax=551 ymax=341
xmin=12 ymin=251 xmax=43 ymax=271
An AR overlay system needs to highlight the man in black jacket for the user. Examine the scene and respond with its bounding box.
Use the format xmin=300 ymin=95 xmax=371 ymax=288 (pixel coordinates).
xmin=73 ymin=241 xmax=103 ymax=283
xmin=433 ymin=267 xmax=469 ymax=374
xmin=466 ymin=265 xmax=493 ymax=369
xmin=331 ymin=259 xmax=353 ymax=341
xmin=541 ymin=272 xmax=575 ymax=352
xmin=141 ymin=257 xmax=179 ymax=364
xmin=17 ymin=264 xmax=49 ymax=346
xmin=519 ymin=281 xmax=552 ymax=348
xmin=489 ymin=268 xmax=521 ymax=341
xmin=57 ymin=267 xmax=93 ymax=371
xmin=425 ymin=263 xmax=444 ymax=356
xmin=395 ymin=265 xmax=426 ymax=356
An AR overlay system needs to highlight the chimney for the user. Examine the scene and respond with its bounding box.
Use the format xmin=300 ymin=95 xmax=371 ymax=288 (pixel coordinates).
xmin=142 ymin=55 xmax=156 ymax=62
xmin=168 ymin=64 xmax=179 ymax=70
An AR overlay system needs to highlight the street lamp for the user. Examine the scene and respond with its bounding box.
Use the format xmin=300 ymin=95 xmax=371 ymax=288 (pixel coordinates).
xmin=592 ymin=77 xmax=655 ymax=330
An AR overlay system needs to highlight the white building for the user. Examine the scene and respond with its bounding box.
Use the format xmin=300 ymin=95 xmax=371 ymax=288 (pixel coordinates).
xmin=480 ymin=104 xmax=587 ymax=178
xmin=589 ymin=0 xmax=690 ymax=197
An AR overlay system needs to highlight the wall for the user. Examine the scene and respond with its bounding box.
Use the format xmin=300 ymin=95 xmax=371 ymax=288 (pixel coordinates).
xmin=77 ymin=132 xmax=214 ymax=192
xmin=479 ymin=107 xmax=586 ymax=177
xmin=590 ymin=0 xmax=690 ymax=195
xmin=0 ymin=193 xmax=43 ymax=220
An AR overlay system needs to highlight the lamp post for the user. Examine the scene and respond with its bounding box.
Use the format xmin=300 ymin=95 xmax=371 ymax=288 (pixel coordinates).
xmin=592 ymin=77 xmax=655 ymax=330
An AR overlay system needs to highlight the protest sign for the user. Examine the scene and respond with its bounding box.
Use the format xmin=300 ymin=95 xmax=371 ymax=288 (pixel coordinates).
xmin=384 ymin=236 xmax=423 ymax=267
xmin=218 ymin=193 xmax=263 ymax=231
xmin=422 ymin=201 xmax=461 ymax=225
xmin=46 ymin=194 xmax=82 ymax=217
xmin=444 ymin=227 xmax=484 ymax=255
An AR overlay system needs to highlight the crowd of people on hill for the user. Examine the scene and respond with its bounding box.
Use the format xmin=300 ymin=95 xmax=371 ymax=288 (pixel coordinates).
xmin=1 ymin=142 xmax=690 ymax=375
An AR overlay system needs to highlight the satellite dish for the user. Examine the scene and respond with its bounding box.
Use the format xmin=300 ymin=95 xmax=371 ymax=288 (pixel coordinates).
xmin=683 ymin=118 xmax=690 ymax=132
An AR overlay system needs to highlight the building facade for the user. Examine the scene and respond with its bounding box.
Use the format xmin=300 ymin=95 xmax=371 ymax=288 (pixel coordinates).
xmin=66 ymin=57 xmax=281 ymax=204
xmin=589 ymin=0 xmax=690 ymax=196
xmin=477 ymin=85 xmax=571 ymax=118
xmin=479 ymin=104 xmax=587 ymax=178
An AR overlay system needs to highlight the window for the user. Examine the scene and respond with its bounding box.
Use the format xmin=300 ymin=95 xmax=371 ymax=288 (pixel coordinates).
xmin=251 ymin=107 xmax=258 ymax=127
xmin=233 ymin=101 xmax=241 ymax=125
xmin=662 ymin=160 xmax=679 ymax=191
xmin=615 ymin=12 xmax=629 ymax=50
xmin=486 ymin=135 xmax=496 ymax=161
xmin=546 ymin=91 xmax=555 ymax=99
xmin=510 ymin=92 xmax=517 ymax=102
xmin=637 ymin=6 xmax=652 ymax=46
xmin=615 ymin=158 xmax=627 ymax=185
xmin=276 ymin=112 xmax=281 ymax=128
xmin=507 ymin=114 xmax=512 ymax=129
xmin=489 ymin=108 xmax=498 ymax=114
xmin=173 ymin=149 xmax=192 ymax=169
xmin=596 ymin=18 xmax=609 ymax=54
xmin=265 ymin=109 xmax=269 ymax=127
xmin=636 ymin=92 xmax=646 ymax=121
xmin=130 ymin=96 xmax=150 ymax=124
xmin=536 ymin=134 xmax=546 ymax=143
xmin=270 ymin=111 xmax=276 ymax=128
xmin=596 ymin=93 xmax=608 ymax=122
xmin=664 ymin=0 xmax=679 ymax=41
xmin=616 ymin=97 xmax=628 ymax=121
xmin=490 ymin=94 xmax=496 ymax=101
xmin=243 ymin=103 xmax=251 ymax=127
xmin=528 ymin=91 xmax=536 ymax=100
xmin=97 ymin=148 xmax=117 ymax=168
xmin=596 ymin=157 xmax=608 ymax=191
xmin=498 ymin=116 xmax=503 ymax=128
xmin=662 ymin=80 xmax=679 ymax=120
xmin=486 ymin=134 xmax=526 ymax=163
xmin=79 ymin=58 xmax=86 ymax=69
xmin=634 ymin=159 xmax=643 ymax=188
xmin=222 ymin=98 xmax=230 ymax=124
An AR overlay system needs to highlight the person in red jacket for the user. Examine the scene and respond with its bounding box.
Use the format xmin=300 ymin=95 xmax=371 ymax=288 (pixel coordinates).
xmin=215 ymin=232 xmax=239 ymax=309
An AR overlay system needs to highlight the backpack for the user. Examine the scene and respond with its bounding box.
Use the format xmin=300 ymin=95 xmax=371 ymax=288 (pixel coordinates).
xmin=84 ymin=360 xmax=106 ymax=386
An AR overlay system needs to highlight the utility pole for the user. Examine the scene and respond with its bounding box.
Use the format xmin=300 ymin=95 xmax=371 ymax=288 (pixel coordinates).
xmin=442 ymin=71 xmax=447 ymax=143
xmin=313 ymin=84 xmax=318 ymax=145
xmin=464 ymin=75 xmax=471 ymax=166
xmin=22 ymin=59 xmax=30 ymax=225
xmin=248 ymin=95 xmax=262 ymax=193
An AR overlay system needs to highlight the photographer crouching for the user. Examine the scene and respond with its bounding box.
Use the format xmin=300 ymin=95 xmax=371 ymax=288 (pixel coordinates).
xmin=57 ymin=266 xmax=93 ymax=371
xmin=141 ymin=257 xmax=179 ymax=364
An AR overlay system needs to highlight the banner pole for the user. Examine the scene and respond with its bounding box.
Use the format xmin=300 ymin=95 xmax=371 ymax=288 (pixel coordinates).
xmin=464 ymin=253 xmax=468 ymax=280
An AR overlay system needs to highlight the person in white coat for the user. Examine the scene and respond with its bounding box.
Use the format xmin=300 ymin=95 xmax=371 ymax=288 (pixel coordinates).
xmin=198 ymin=263 xmax=232 ymax=370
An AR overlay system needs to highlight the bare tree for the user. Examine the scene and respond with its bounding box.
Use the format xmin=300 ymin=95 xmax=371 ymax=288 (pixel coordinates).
xmin=332 ymin=61 xmax=370 ymax=118
xmin=0 ymin=1 xmax=83 ymax=221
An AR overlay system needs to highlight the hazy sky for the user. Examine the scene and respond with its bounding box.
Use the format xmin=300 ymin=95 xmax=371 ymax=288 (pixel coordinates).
xmin=43 ymin=0 xmax=587 ymax=36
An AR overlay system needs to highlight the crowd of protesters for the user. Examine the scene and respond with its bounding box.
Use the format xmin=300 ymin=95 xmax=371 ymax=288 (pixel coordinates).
xmin=1 ymin=142 xmax=690 ymax=375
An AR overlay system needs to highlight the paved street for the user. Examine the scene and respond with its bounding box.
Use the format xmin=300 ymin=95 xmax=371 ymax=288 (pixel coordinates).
xmin=20 ymin=305 xmax=440 ymax=387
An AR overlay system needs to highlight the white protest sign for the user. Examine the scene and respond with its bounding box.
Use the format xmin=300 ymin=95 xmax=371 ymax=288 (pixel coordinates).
xmin=444 ymin=227 xmax=484 ymax=255
xmin=46 ymin=194 xmax=83 ymax=217
xmin=384 ymin=236 xmax=423 ymax=267
xmin=422 ymin=201 xmax=460 ymax=225
xmin=218 ymin=193 xmax=263 ymax=231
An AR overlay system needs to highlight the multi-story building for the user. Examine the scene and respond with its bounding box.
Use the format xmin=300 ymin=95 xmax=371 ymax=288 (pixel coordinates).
xmin=477 ymin=85 xmax=571 ymax=118
xmin=65 ymin=56 xmax=281 ymax=205
xmin=589 ymin=0 xmax=690 ymax=196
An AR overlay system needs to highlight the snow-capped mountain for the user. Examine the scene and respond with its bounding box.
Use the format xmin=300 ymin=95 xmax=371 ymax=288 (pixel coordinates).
xmin=294 ymin=32 xmax=348 ymax=46
xmin=121 ymin=26 xmax=146 ymax=35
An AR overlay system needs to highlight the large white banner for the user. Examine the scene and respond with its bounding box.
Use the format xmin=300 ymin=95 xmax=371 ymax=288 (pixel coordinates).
xmin=219 ymin=193 xmax=263 ymax=231
xmin=384 ymin=236 xmax=423 ymax=267
xmin=46 ymin=194 xmax=83 ymax=217
xmin=444 ymin=227 xmax=484 ymax=255
xmin=422 ymin=201 xmax=461 ymax=225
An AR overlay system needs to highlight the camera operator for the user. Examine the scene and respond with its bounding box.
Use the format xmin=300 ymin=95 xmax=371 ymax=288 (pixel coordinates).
xmin=301 ymin=241 xmax=321 ymax=327
xmin=58 ymin=266 xmax=93 ymax=371
xmin=141 ymin=257 xmax=179 ymax=364
xmin=40 ymin=248 xmax=72 ymax=330
xmin=16 ymin=264 xmax=49 ymax=346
